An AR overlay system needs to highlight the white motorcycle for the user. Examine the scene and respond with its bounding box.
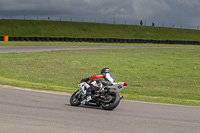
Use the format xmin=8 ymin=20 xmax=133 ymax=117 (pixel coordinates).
xmin=70 ymin=80 xmax=127 ymax=110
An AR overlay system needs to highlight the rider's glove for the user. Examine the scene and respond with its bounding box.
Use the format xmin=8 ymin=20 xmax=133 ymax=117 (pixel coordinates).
xmin=80 ymin=77 xmax=90 ymax=83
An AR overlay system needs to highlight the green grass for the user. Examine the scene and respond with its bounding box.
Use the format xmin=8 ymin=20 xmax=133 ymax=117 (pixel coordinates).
xmin=1 ymin=41 xmax=200 ymax=49
xmin=0 ymin=47 xmax=199 ymax=106
xmin=1 ymin=19 xmax=200 ymax=41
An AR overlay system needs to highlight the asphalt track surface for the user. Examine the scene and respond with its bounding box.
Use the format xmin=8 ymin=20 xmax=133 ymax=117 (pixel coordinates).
xmin=1 ymin=85 xmax=200 ymax=133
xmin=0 ymin=46 xmax=188 ymax=53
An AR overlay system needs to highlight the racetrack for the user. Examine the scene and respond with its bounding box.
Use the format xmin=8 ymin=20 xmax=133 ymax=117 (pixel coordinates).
xmin=1 ymin=46 xmax=200 ymax=133
xmin=0 ymin=46 xmax=189 ymax=53
xmin=1 ymin=85 xmax=200 ymax=133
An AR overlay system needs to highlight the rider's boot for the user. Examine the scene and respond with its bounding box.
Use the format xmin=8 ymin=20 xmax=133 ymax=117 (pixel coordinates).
xmin=81 ymin=86 xmax=93 ymax=104
xmin=81 ymin=95 xmax=92 ymax=104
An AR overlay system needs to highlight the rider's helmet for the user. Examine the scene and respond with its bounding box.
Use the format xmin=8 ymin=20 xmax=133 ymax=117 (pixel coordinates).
xmin=101 ymin=67 xmax=110 ymax=74
xmin=101 ymin=67 xmax=116 ymax=83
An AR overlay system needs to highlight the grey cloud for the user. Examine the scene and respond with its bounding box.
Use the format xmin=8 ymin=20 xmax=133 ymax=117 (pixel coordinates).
xmin=0 ymin=0 xmax=199 ymax=28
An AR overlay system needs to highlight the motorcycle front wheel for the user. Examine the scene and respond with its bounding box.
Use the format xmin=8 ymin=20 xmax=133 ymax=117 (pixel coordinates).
xmin=70 ymin=90 xmax=81 ymax=106
xmin=101 ymin=92 xmax=120 ymax=110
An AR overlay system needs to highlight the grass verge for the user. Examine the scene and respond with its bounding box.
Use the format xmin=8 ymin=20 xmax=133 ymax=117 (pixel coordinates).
xmin=0 ymin=47 xmax=199 ymax=106
xmin=0 ymin=41 xmax=200 ymax=49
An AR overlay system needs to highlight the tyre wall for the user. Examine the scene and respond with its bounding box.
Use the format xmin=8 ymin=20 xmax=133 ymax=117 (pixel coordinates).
xmin=0 ymin=36 xmax=200 ymax=45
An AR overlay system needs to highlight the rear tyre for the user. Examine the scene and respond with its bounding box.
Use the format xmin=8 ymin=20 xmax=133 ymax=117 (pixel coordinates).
xmin=101 ymin=92 xmax=120 ymax=110
xmin=70 ymin=90 xmax=81 ymax=106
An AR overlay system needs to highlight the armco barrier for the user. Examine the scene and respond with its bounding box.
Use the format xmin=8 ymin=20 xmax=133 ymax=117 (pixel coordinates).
xmin=24 ymin=37 xmax=30 ymax=41
xmin=8 ymin=37 xmax=13 ymax=41
xmin=0 ymin=36 xmax=3 ymax=41
xmin=30 ymin=37 xmax=35 ymax=41
xmin=15 ymin=37 xmax=19 ymax=41
xmin=0 ymin=36 xmax=200 ymax=45
xmin=19 ymin=37 xmax=24 ymax=41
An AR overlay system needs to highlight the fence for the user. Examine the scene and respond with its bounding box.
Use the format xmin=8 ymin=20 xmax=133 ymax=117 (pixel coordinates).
xmin=1 ymin=15 xmax=200 ymax=30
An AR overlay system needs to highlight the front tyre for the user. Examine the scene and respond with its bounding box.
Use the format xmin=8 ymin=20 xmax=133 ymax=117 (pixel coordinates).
xmin=101 ymin=92 xmax=120 ymax=110
xmin=70 ymin=90 xmax=81 ymax=106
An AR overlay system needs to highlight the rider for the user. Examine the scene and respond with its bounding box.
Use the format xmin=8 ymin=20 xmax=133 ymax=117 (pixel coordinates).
xmin=79 ymin=67 xmax=116 ymax=104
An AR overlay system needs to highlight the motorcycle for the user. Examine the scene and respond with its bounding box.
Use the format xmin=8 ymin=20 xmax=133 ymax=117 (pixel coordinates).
xmin=70 ymin=80 xmax=127 ymax=110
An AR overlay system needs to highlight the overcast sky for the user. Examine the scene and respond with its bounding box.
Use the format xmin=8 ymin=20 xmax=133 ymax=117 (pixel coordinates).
xmin=0 ymin=0 xmax=199 ymax=29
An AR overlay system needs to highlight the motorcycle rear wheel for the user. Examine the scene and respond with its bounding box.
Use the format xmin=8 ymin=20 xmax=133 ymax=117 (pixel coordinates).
xmin=70 ymin=90 xmax=81 ymax=106
xmin=101 ymin=92 xmax=120 ymax=110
